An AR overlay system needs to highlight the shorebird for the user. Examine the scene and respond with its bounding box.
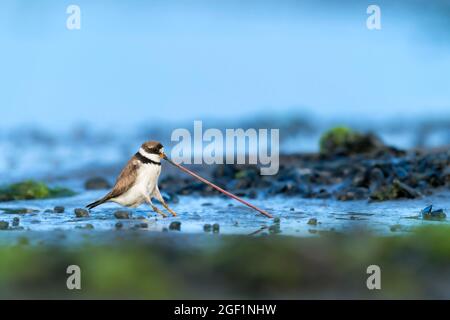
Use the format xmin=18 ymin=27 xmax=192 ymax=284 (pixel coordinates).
xmin=86 ymin=141 xmax=176 ymax=218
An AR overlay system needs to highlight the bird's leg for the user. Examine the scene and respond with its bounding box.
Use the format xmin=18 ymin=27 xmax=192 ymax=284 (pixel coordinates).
xmin=161 ymin=201 xmax=177 ymax=217
xmin=154 ymin=188 xmax=177 ymax=217
xmin=145 ymin=196 xmax=167 ymax=218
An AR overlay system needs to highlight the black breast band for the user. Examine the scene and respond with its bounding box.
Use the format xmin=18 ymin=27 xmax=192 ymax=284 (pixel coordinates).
xmin=135 ymin=152 xmax=161 ymax=166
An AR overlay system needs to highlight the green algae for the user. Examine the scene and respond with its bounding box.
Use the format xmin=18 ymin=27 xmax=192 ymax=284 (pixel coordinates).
xmin=0 ymin=180 xmax=76 ymax=202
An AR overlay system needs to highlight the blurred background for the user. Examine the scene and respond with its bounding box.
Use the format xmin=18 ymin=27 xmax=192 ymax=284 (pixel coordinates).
xmin=0 ymin=0 xmax=449 ymax=179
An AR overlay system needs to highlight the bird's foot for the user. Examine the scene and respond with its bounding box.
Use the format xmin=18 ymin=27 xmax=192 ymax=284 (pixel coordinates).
xmin=151 ymin=205 xmax=167 ymax=218
xmin=162 ymin=203 xmax=177 ymax=217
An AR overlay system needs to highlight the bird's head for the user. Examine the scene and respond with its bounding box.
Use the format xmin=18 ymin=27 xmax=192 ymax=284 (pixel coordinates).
xmin=141 ymin=141 xmax=166 ymax=159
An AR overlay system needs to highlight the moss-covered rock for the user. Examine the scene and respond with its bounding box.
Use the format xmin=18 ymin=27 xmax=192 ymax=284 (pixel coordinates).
xmin=0 ymin=180 xmax=75 ymax=202
xmin=370 ymin=179 xmax=422 ymax=201
xmin=319 ymin=126 xmax=384 ymax=156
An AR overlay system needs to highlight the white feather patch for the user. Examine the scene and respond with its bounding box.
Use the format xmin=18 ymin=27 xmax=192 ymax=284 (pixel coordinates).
xmin=138 ymin=147 xmax=161 ymax=163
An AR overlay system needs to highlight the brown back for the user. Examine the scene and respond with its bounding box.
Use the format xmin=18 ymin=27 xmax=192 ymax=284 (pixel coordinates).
xmin=104 ymin=156 xmax=140 ymax=200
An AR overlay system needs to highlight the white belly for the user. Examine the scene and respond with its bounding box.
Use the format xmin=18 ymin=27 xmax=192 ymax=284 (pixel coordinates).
xmin=112 ymin=163 xmax=161 ymax=207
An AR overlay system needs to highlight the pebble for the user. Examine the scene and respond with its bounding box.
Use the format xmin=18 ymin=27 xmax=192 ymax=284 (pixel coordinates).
xmin=213 ymin=223 xmax=220 ymax=233
xmin=114 ymin=210 xmax=131 ymax=219
xmin=212 ymin=223 xmax=220 ymax=233
xmin=74 ymin=208 xmax=89 ymax=218
xmin=307 ymin=218 xmax=318 ymax=226
xmin=12 ymin=217 xmax=20 ymax=227
xmin=54 ymin=206 xmax=65 ymax=213
xmin=135 ymin=223 xmax=148 ymax=228
xmin=203 ymin=224 xmax=212 ymax=232
xmin=115 ymin=222 xmax=123 ymax=229
xmin=169 ymin=221 xmax=181 ymax=231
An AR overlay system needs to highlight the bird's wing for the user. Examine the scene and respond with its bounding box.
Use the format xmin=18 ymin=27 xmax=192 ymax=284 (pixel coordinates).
xmin=105 ymin=157 xmax=140 ymax=200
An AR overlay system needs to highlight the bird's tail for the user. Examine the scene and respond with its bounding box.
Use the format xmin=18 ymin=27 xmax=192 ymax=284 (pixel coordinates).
xmin=86 ymin=197 xmax=108 ymax=210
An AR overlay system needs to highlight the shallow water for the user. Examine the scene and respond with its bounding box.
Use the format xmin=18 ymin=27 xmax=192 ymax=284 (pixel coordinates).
xmin=1 ymin=187 xmax=449 ymax=246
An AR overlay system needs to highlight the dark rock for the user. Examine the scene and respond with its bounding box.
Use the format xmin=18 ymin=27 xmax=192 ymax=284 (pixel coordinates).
xmin=307 ymin=218 xmax=318 ymax=226
xmin=54 ymin=206 xmax=65 ymax=213
xmin=314 ymin=188 xmax=332 ymax=199
xmin=203 ymin=224 xmax=212 ymax=232
xmin=135 ymin=223 xmax=148 ymax=228
xmin=12 ymin=217 xmax=20 ymax=227
xmin=273 ymin=217 xmax=281 ymax=224
xmin=0 ymin=221 xmax=9 ymax=230
xmin=212 ymin=223 xmax=220 ymax=233
xmin=115 ymin=222 xmax=123 ymax=229
xmin=393 ymin=166 xmax=409 ymax=180
xmin=370 ymin=179 xmax=421 ymax=201
xmin=84 ymin=177 xmax=111 ymax=190
xmin=114 ymin=210 xmax=131 ymax=219
xmin=369 ymin=168 xmax=385 ymax=192
xmin=169 ymin=221 xmax=181 ymax=231
xmin=336 ymin=187 xmax=368 ymax=201
xmin=74 ymin=208 xmax=89 ymax=218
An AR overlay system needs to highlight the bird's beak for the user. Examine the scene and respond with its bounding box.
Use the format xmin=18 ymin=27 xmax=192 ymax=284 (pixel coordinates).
xmin=160 ymin=152 xmax=167 ymax=159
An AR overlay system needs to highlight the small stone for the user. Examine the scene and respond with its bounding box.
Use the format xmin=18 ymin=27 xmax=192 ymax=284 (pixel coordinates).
xmin=114 ymin=210 xmax=131 ymax=219
xmin=203 ymin=224 xmax=212 ymax=232
xmin=162 ymin=227 xmax=169 ymax=232
xmin=12 ymin=217 xmax=20 ymax=227
xmin=84 ymin=177 xmax=111 ymax=190
xmin=115 ymin=222 xmax=123 ymax=229
xmin=135 ymin=223 xmax=148 ymax=228
xmin=54 ymin=206 xmax=65 ymax=213
xmin=0 ymin=221 xmax=9 ymax=230
xmin=273 ymin=217 xmax=281 ymax=224
xmin=268 ymin=224 xmax=281 ymax=234
xmin=169 ymin=221 xmax=181 ymax=231
xmin=290 ymin=208 xmax=295 ymax=211
xmin=74 ymin=208 xmax=89 ymax=218
xmin=212 ymin=223 xmax=220 ymax=233
xmin=307 ymin=218 xmax=318 ymax=226
xmin=201 ymin=202 xmax=213 ymax=206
